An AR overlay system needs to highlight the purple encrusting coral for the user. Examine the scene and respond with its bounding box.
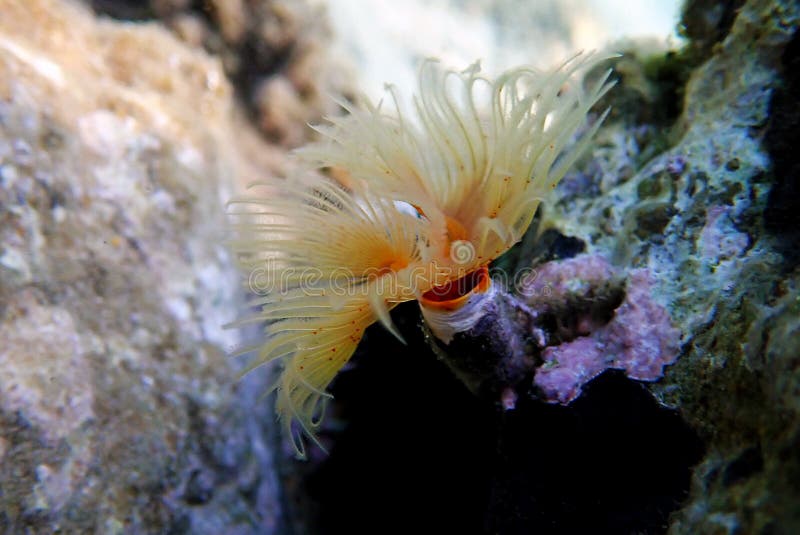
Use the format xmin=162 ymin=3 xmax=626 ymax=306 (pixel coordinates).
xmin=526 ymin=256 xmax=681 ymax=404
xmin=520 ymin=254 xmax=619 ymax=303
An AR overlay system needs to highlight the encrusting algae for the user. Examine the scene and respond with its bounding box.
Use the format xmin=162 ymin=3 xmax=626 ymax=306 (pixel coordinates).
xmin=227 ymin=52 xmax=616 ymax=457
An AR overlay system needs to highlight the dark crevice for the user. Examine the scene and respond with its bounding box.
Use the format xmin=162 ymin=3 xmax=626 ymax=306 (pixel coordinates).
xmin=233 ymin=33 xmax=296 ymax=116
xmin=536 ymin=275 xmax=626 ymax=347
xmin=679 ymin=0 xmax=747 ymax=62
xmin=723 ymin=445 xmax=764 ymax=487
xmin=89 ymin=0 xmax=157 ymax=20
xmin=764 ymin=27 xmax=800 ymax=267
xmin=299 ymin=302 xmax=704 ymax=535
xmin=497 ymin=226 xmax=586 ymax=276
xmin=527 ymin=228 xmax=587 ymax=264
xmin=303 ymin=301 xmax=495 ymax=534
xmin=488 ymin=372 xmax=705 ymax=535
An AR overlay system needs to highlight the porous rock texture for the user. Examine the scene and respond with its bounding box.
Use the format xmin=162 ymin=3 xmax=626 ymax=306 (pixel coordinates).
xmin=529 ymin=0 xmax=800 ymax=532
xmin=0 ymin=0 xmax=300 ymax=532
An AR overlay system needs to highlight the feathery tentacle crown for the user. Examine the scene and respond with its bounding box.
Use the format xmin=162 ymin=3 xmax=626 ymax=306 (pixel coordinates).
xmin=228 ymin=52 xmax=615 ymax=457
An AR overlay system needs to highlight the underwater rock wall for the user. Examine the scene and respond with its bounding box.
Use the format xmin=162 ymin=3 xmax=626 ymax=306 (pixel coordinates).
xmin=663 ymin=1 xmax=800 ymax=532
xmin=0 ymin=0 xmax=305 ymax=532
xmin=535 ymin=0 xmax=800 ymax=532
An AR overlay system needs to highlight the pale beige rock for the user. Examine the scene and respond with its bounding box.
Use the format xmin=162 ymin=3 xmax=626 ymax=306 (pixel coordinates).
xmin=0 ymin=0 xmax=289 ymax=531
xmin=0 ymin=295 xmax=95 ymax=443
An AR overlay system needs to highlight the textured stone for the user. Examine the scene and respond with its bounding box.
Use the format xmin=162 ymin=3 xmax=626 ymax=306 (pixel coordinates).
xmin=0 ymin=0 xmax=290 ymax=532
xmin=534 ymin=0 xmax=800 ymax=532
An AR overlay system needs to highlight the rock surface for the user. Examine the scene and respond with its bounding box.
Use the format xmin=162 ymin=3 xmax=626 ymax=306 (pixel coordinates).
xmin=0 ymin=0 xmax=291 ymax=532
xmin=536 ymin=0 xmax=800 ymax=532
